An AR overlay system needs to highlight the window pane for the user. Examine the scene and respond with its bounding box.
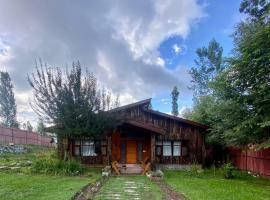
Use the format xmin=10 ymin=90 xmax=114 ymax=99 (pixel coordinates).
xmin=156 ymin=141 xmax=162 ymax=145
xmin=173 ymin=145 xmax=181 ymax=156
xmin=163 ymin=141 xmax=171 ymax=156
xmin=81 ymin=141 xmax=96 ymax=156
xmin=156 ymin=146 xmax=161 ymax=155
xmin=163 ymin=141 xmax=171 ymax=146
xmin=174 ymin=141 xmax=181 ymax=145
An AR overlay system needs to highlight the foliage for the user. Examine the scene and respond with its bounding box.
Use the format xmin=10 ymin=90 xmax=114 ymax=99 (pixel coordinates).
xmin=32 ymin=151 xmax=84 ymax=175
xmin=37 ymin=118 xmax=45 ymax=135
xmin=0 ymin=71 xmax=18 ymax=128
xmin=187 ymin=1 xmax=270 ymax=147
xmin=221 ymin=162 xmax=234 ymax=179
xmin=23 ymin=121 xmax=33 ymax=132
xmin=28 ymin=61 xmax=121 ymax=138
xmin=189 ymin=39 xmax=224 ymax=98
xmin=186 ymin=164 xmax=204 ymax=178
xmin=171 ymin=86 xmax=179 ymax=116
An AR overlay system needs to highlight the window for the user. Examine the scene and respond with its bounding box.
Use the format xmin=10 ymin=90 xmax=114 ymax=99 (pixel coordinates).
xmin=156 ymin=141 xmax=162 ymax=156
xmin=173 ymin=141 xmax=181 ymax=156
xmin=74 ymin=139 xmax=105 ymax=156
xmin=81 ymin=141 xmax=96 ymax=156
xmin=163 ymin=141 xmax=172 ymax=156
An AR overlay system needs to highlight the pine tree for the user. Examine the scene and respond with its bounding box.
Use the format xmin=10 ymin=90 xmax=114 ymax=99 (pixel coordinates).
xmin=0 ymin=71 xmax=18 ymax=127
xmin=171 ymin=86 xmax=179 ymax=116
xmin=37 ymin=118 xmax=45 ymax=135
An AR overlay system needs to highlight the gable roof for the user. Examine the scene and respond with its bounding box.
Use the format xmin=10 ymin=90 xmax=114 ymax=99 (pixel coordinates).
xmin=110 ymin=98 xmax=209 ymax=129
xmin=108 ymin=98 xmax=151 ymax=112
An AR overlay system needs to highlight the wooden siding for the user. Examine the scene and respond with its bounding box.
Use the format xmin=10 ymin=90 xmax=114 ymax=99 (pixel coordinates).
xmin=120 ymin=104 xmax=206 ymax=164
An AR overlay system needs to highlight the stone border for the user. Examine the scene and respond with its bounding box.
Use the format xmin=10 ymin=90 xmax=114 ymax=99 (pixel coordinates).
xmin=72 ymin=177 xmax=108 ymax=200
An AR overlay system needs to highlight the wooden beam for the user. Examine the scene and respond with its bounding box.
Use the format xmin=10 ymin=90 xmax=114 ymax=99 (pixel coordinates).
xmin=150 ymin=133 xmax=155 ymax=164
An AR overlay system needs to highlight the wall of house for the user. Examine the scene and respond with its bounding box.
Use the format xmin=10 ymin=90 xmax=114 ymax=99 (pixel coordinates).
xmin=122 ymin=105 xmax=206 ymax=165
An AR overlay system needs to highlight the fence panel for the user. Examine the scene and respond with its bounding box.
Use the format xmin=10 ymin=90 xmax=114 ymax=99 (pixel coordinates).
xmin=229 ymin=147 xmax=270 ymax=178
xmin=0 ymin=125 xmax=54 ymax=148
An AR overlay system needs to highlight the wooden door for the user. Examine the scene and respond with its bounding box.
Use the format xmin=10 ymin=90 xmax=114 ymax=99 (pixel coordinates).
xmin=126 ymin=140 xmax=137 ymax=164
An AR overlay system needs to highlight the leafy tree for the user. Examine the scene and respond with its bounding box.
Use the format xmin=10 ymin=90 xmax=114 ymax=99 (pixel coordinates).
xmin=188 ymin=0 xmax=270 ymax=147
xmin=0 ymin=71 xmax=18 ymax=128
xmin=240 ymin=0 xmax=270 ymax=21
xmin=28 ymin=61 xmax=121 ymax=160
xmin=171 ymin=86 xmax=179 ymax=116
xmin=189 ymin=39 xmax=224 ymax=98
xmin=28 ymin=61 xmax=120 ymax=140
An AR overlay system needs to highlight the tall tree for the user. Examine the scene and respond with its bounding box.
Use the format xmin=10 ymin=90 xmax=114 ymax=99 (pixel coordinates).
xmin=171 ymin=86 xmax=179 ymax=116
xmin=188 ymin=0 xmax=270 ymax=147
xmin=37 ymin=118 xmax=45 ymax=135
xmin=0 ymin=71 xmax=18 ymax=127
xmin=28 ymin=61 xmax=120 ymax=139
xmin=190 ymin=39 xmax=224 ymax=98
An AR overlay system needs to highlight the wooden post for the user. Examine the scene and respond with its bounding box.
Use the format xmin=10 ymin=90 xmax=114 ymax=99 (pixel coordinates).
xmin=150 ymin=133 xmax=155 ymax=164
xmin=107 ymin=135 xmax=112 ymax=165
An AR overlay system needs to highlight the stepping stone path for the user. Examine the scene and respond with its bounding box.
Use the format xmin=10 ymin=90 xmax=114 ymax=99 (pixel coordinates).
xmin=94 ymin=176 xmax=162 ymax=200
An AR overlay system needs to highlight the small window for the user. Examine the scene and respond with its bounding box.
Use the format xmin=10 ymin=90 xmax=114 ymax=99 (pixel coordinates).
xmin=156 ymin=146 xmax=162 ymax=156
xmin=173 ymin=141 xmax=181 ymax=156
xmin=81 ymin=140 xmax=96 ymax=156
xmin=163 ymin=141 xmax=172 ymax=156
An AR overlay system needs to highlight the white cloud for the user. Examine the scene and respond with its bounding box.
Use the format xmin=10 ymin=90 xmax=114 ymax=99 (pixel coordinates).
xmin=172 ymin=44 xmax=181 ymax=54
xmin=0 ymin=0 xmax=205 ymax=124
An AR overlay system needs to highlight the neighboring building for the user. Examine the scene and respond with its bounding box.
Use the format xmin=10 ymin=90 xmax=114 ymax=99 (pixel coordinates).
xmin=60 ymin=99 xmax=208 ymax=169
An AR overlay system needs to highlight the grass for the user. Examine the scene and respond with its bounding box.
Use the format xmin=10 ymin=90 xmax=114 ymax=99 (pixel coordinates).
xmin=0 ymin=172 xmax=96 ymax=200
xmin=0 ymin=145 xmax=102 ymax=200
xmin=0 ymin=145 xmax=52 ymax=166
xmin=164 ymin=169 xmax=270 ymax=200
xmin=94 ymin=176 xmax=164 ymax=200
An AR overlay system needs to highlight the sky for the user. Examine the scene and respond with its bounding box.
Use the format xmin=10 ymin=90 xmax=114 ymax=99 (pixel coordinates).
xmin=0 ymin=0 xmax=243 ymax=128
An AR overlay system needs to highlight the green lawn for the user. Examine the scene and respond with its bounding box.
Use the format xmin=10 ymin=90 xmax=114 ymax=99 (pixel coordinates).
xmin=164 ymin=170 xmax=270 ymax=200
xmin=0 ymin=145 xmax=101 ymax=200
xmin=0 ymin=172 xmax=96 ymax=200
xmin=94 ymin=176 xmax=163 ymax=200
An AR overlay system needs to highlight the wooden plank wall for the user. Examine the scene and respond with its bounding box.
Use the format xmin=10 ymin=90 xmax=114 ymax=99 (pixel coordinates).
xmin=124 ymin=105 xmax=206 ymax=164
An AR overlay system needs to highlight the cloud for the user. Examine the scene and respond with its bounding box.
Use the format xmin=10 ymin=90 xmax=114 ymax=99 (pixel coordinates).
xmin=0 ymin=0 xmax=205 ymax=125
xmin=172 ymin=44 xmax=181 ymax=54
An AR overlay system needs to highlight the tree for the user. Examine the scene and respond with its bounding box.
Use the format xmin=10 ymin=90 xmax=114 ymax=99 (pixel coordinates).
xmin=171 ymin=86 xmax=179 ymax=116
xmin=28 ymin=61 xmax=120 ymax=139
xmin=189 ymin=39 xmax=224 ymax=98
xmin=188 ymin=0 xmax=270 ymax=147
xmin=37 ymin=118 xmax=45 ymax=135
xmin=0 ymin=71 xmax=18 ymax=128
xmin=240 ymin=0 xmax=270 ymax=21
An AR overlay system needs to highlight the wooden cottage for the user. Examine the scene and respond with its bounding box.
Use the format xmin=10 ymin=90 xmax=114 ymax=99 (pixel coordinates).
xmin=64 ymin=99 xmax=208 ymax=172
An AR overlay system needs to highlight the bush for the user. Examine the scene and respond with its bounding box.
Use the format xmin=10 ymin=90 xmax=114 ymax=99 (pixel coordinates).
xmin=221 ymin=162 xmax=234 ymax=179
xmin=32 ymin=152 xmax=84 ymax=175
xmin=187 ymin=164 xmax=204 ymax=177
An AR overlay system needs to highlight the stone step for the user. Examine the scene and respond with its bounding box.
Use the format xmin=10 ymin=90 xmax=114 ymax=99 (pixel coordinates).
xmin=119 ymin=164 xmax=143 ymax=174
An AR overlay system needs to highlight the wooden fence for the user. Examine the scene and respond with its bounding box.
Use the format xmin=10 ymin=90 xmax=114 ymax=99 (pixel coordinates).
xmin=229 ymin=147 xmax=270 ymax=178
xmin=0 ymin=125 xmax=55 ymax=148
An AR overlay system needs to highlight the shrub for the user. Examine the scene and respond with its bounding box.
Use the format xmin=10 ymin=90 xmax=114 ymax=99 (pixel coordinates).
xmin=221 ymin=162 xmax=234 ymax=179
xmin=32 ymin=152 xmax=84 ymax=175
xmin=187 ymin=164 xmax=204 ymax=177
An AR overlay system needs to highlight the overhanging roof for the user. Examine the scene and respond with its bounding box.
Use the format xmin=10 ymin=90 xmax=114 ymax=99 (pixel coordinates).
xmin=109 ymin=98 xmax=209 ymax=130
xmin=125 ymin=120 xmax=165 ymax=134
xmin=108 ymin=98 xmax=151 ymax=112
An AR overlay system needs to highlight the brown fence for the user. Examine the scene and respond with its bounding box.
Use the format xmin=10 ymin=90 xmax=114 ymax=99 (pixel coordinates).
xmin=0 ymin=125 xmax=54 ymax=148
xmin=229 ymin=147 xmax=270 ymax=178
